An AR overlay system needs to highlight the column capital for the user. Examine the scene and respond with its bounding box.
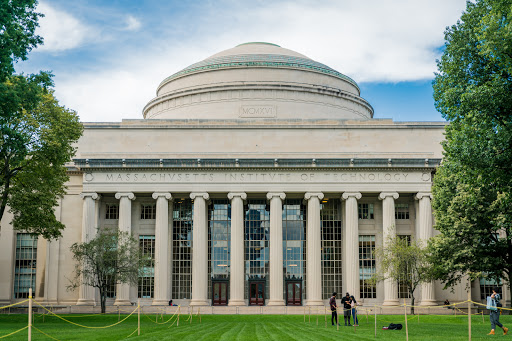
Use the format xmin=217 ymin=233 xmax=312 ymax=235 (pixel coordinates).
xmin=342 ymin=192 xmax=362 ymax=200
xmin=304 ymin=192 xmax=324 ymax=201
xmin=115 ymin=192 xmax=136 ymax=200
xmin=227 ymin=192 xmax=247 ymax=201
xmin=80 ymin=192 xmax=100 ymax=200
xmin=378 ymin=192 xmax=399 ymax=200
xmin=266 ymin=192 xmax=286 ymax=200
xmin=152 ymin=192 xmax=172 ymax=200
xmin=415 ymin=192 xmax=433 ymax=200
xmin=190 ymin=192 xmax=209 ymax=200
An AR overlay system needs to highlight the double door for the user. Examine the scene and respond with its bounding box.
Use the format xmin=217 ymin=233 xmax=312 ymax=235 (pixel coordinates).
xmin=212 ymin=281 xmax=228 ymax=306
xmin=249 ymin=281 xmax=265 ymax=306
xmin=286 ymin=281 xmax=302 ymax=306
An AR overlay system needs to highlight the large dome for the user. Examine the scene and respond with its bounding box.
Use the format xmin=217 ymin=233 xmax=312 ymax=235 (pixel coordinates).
xmin=143 ymin=42 xmax=373 ymax=120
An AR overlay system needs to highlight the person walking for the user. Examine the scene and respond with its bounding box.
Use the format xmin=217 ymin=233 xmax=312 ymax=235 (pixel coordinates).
xmin=329 ymin=292 xmax=339 ymax=326
xmin=487 ymin=288 xmax=508 ymax=335
xmin=350 ymin=295 xmax=359 ymax=326
xmin=341 ymin=292 xmax=352 ymax=326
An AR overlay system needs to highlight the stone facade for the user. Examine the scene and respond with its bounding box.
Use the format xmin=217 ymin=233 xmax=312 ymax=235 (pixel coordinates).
xmin=0 ymin=42 xmax=496 ymax=307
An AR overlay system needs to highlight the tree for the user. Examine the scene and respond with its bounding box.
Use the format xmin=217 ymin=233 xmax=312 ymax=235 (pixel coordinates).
xmin=372 ymin=234 xmax=433 ymax=315
xmin=430 ymin=0 xmax=512 ymax=300
xmin=68 ymin=228 xmax=152 ymax=313
xmin=0 ymin=74 xmax=83 ymax=239
xmin=0 ymin=0 xmax=43 ymax=81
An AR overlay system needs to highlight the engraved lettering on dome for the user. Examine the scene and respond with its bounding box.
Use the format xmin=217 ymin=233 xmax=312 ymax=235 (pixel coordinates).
xmin=239 ymin=105 xmax=276 ymax=118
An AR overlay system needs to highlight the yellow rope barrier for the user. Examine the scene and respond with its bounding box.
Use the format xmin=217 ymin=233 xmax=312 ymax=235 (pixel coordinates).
xmin=33 ymin=300 xmax=138 ymax=329
xmin=142 ymin=307 xmax=179 ymax=325
xmin=0 ymin=326 xmax=28 ymax=339
xmin=125 ymin=327 xmax=139 ymax=338
xmin=33 ymin=326 xmax=61 ymax=341
xmin=0 ymin=299 xmax=29 ymax=310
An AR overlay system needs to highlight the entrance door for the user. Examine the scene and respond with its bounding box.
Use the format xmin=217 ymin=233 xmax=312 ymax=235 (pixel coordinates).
xmin=212 ymin=281 xmax=228 ymax=306
xmin=249 ymin=281 xmax=265 ymax=306
xmin=286 ymin=281 xmax=302 ymax=306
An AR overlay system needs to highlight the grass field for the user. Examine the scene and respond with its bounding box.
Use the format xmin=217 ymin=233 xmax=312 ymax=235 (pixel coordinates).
xmin=0 ymin=312 xmax=510 ymax=340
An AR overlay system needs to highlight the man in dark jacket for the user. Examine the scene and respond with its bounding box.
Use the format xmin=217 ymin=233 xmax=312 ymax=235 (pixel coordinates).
xmin=340 ymin=292 xmax=352 ymax=326
xmin=329 ymin=292 xmax=339 ymax=326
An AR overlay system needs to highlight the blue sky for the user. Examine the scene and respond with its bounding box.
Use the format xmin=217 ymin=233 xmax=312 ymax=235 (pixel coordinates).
xmin=15 ymin=0 xmax=468 ymax=123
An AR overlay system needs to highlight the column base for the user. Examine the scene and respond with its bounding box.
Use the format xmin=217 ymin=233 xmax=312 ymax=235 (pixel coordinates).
xmin=267 ymin=300 xmax=285 ymax=306
xmin=419 ymin=299 xmax=437 ymax=306
xmin=190 ymin=299 xmax=210 ymax=306
xmin=76 ymin=299 xmax=95 ymax=306
xmin=228 ymin=300 xmax=246 ymax=306
xmin=152 ymin=299 xmax=170 ymax=306
xmin=382 ymin=299 xmax=400 ymax=306
xmin=113 ymin=299 xmax=132 ymax=306
xmin=305 ymin=300 xmax=324 ymax=306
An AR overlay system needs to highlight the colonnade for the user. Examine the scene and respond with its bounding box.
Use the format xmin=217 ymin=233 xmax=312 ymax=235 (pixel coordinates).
xmin=76 ymin=191 xmax=435 ymax=306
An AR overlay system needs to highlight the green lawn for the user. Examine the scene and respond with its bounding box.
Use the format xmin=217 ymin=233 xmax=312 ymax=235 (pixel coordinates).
xmin=0 ymin=312 xmax=510 ymax=340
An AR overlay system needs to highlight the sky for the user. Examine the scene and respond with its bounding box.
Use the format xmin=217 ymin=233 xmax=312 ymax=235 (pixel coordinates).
xmin=15 ymin=0 xmax=469 ymax=123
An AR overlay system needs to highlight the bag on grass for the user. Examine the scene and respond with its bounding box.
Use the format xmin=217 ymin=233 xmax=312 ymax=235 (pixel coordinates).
xmin=387 ymin=323 xmax=403 ymax=330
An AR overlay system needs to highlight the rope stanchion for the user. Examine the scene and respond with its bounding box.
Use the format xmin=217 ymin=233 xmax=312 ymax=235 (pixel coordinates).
xmin=0 ymin=326 xmax=28 ymax=339
xmin=336 ymin=308 xmax=339 ymax=331
xmin=177 ymin=306 xmax=180 ymax=327
xmin=29 ymin=287 xmax=32 ymax=341
xmin=199 ymin=307 xmax=201 ymax=323
xmin=33 ymin=300 xmax=138 ymax=329
xmin=316 ymin=308 xmax=318 ymax=326
xmin=137 ymin=299 xmax=140 ymax=336
xmin=324 ymin=307 xmax=326 ymax=328
xmin=404 ymin=302 xmax=409 ymax=341
xmin=303 ymin=307 xmax=305 ymax=323
xmin=374 ymin=305 xmax=377 ymax=338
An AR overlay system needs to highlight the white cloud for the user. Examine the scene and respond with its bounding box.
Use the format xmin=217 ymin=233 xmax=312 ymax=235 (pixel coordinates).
xmin=50 ymin=0 xmax=468 ymax=122
xmin=36 ymin=2 xmax=93 ymax=52
xmin=125 ymin=15 xmax=141 ymax=31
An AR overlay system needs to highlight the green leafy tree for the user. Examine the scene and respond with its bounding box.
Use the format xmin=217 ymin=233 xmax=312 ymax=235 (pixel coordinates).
xmin=0 ymin=75 xmax=83 ymax=239
xmin=430 ymin=0 xmax=512 ymax=300
xmin=372 ymin=233 xmax=433 ymax=314
xmin=0 ymin=0 xmax=43 ymax=81
xmin=68 ymin=228 xmax=152 ymax=313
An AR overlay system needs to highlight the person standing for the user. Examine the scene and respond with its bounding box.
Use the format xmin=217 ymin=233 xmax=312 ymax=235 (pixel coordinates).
xmin=350 ymin=295 xmax=359 ymax=326
xmin=341 ymin=292 xmax=352 ymax=326
xmin=329 ymin=292 xmax=339 ymax=326
xmin=488 ymin=288 xmax=508 ymax=335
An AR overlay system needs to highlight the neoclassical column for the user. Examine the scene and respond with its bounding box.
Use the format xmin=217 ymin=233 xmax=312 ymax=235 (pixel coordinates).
xmin=342 ymin=192 xmax=362 ymax=299
xmin=114 ymin=192 xmax=136 ymax=306
xmin=77 ymin=192 xmax=100 ymax=306
xmin=152 ymin=192 xmax=172 ymax=305
xmin=305 ymin=192 xmax=324 ymax=306
xmin=379 ymin=192 xmax=399 ymax=306
xmin=190 ymin=192 xmax=210 ymax=306
xmin=267 ymin=192 xmax=286 ymax=306
xmin=416 ymin=192 xmax=436 ymax=306
xmin=228 ymin=192 xmax=247 ymax=306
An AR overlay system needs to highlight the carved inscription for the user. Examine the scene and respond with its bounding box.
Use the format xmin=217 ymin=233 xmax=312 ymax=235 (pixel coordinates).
xmin=239 ymin=105 xmax=276 ymax=118
xmin=93 ymin=171 xmax=431 ymax=183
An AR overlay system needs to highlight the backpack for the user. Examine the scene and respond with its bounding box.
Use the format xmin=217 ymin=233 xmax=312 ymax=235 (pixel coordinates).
xmin=387 ymin=323 xmax=403 ymax=330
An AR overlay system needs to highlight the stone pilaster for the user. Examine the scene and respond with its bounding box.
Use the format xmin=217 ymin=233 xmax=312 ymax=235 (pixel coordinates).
xmin=228 ymin=192 xmax=247 ymax=306
xmin=416 ymin=192 xmax=436 ymax=306
xmin=77 ymin=192 xmax=100 ymax=306
xmin=379 ymin=192 xmax=399 ymax=306
xmin=152 ymin=192 xmax=172 ymax=305
xmin=190 ymin=192 xmax=210 ymax=306
xmin=305 ymin=192 xmax=324 ymax=306
xmin=266 ymin=192 xmax=286 ymax=306
xmin=114 ymin=192 xmax=136 ymax=306
xmin=342 ymin=192 xmax=362 ymax=299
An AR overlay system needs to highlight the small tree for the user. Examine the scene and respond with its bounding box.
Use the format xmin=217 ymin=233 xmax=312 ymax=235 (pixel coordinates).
xmin=372 ymin=234 xmax=433 ymax=314
xmin=68 ymin=228 xmax=152 ymax=313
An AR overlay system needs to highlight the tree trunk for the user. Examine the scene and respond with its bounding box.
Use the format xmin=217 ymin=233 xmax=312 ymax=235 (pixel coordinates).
xmin=411 ymin=295 xmax=415 ymax=315
xmin=99 ymin=288 xmax=106 ymax=314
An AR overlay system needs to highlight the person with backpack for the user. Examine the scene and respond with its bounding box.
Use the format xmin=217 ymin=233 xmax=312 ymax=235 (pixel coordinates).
xmin=341 ymin=292 xmax=352 ymax=326
xmin=329 ymin=292 xmax=339 ymax=326
xmin=488 ymin=288 xmax=508 ymax=335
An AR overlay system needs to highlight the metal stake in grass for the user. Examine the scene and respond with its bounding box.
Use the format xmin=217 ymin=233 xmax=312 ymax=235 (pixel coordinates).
xmin=309 ymin=307 xmax=311 ymax=323
xmin=304 ymin=307 xmax=306 ymax=323
xmin=337 ymin=308 xmax=339 ymax=331
xmin=191 ymin=306 xmax=193 ymax=324
xmin=138 ymin=299 xmax=141 ymax=336
xmin=324 ymin=307 xmax=327 ymax=328
xmin=481 ymin=311 xmax=484 ymax=323
xmin=199 ymin=307 xmax=201 ymax=323
xmin=118 ymin=305 xmax=120 ymax=322
xmin=178 ymin=306 xmax=180 ymax=327
xmin=374 ymin=305 xmax=377 ymax=338
xmin=404 ymin=300 xmax=409 ymax=341
xmin=28 ymin=288 xmax=32 ymax=341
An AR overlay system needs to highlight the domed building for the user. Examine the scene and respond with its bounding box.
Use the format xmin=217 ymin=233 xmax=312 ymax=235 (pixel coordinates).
xmin=0 ymin=43 xmax=486 ymax=310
